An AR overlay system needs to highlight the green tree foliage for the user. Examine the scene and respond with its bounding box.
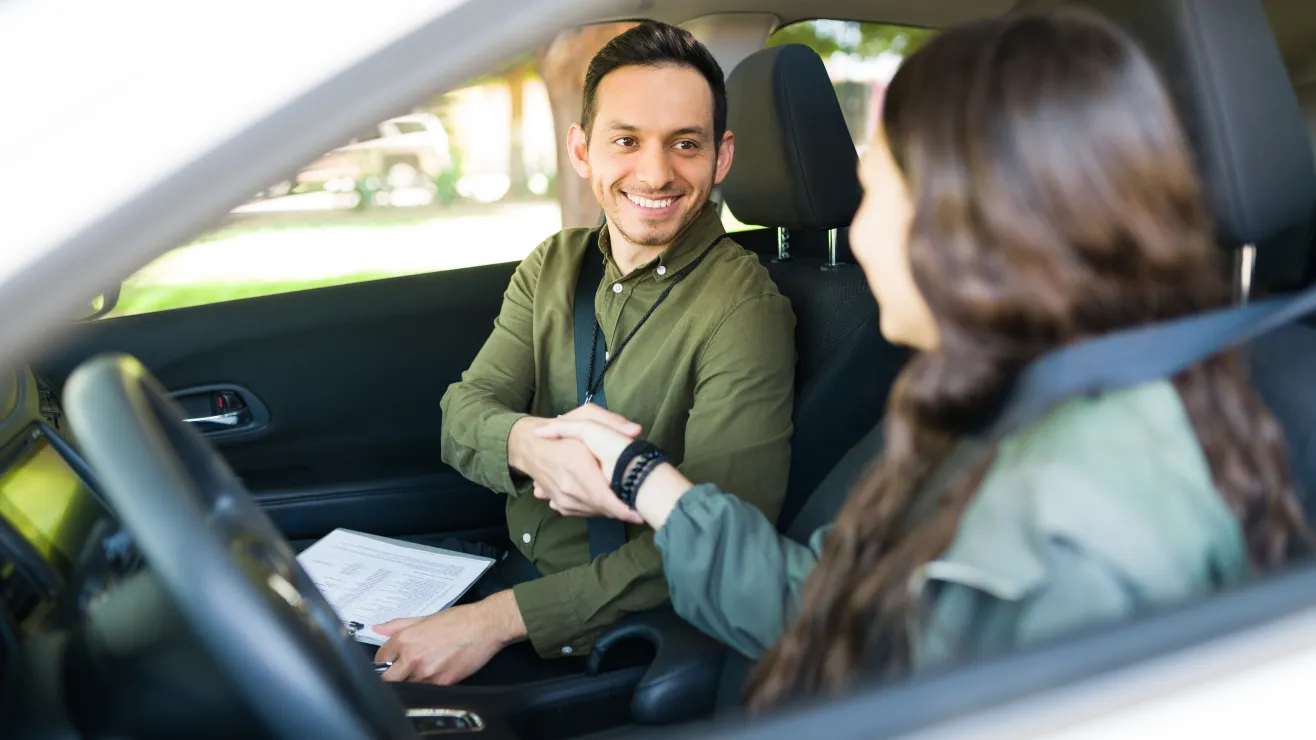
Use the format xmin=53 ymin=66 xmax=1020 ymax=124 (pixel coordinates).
xmin=767 ymin=20 xmax=934 ymax=59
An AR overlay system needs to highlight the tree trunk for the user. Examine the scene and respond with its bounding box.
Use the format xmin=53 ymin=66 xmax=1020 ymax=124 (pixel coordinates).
xmin=506 ymin=67 xmax=530 ymax=199
xmin=534 ymin=22 xmax=638 ymax=228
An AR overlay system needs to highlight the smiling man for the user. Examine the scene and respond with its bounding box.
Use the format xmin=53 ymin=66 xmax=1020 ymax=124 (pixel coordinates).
xmin=375 ymin=21 xmax=796 ymax=686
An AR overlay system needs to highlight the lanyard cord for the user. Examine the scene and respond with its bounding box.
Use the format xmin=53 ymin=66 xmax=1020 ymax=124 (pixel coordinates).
xmin=584 ymin=236 xmax=727 ymax=403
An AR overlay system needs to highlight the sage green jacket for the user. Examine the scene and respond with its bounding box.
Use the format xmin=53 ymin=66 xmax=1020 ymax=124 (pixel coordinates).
xmin=654 ymin=380 xmax=1249 ymax=670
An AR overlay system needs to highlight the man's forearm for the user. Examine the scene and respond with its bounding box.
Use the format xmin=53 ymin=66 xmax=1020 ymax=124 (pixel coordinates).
xmin=439 ymin=387 xmax=529 ymax=495
xmin=438 ymin=241 xmax=546 ymax=494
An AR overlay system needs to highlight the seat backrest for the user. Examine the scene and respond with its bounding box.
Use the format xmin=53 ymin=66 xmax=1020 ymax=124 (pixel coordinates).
xmin=1298 ymin=81 xmax=1316 ymax=150
xmin=1023 ymin=0 xmax=1316 ymax=511
xmin=720 ymin=44 xmax=907 ymax=532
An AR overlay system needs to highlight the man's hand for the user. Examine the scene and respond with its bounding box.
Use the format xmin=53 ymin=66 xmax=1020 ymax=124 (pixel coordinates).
xmin=374 ymin=590 xmax=525 ymax=686
xmin=508 ymin=404 xmax=645 ymax=523
xmin=530 ymin=417 xmax=652 ymax=519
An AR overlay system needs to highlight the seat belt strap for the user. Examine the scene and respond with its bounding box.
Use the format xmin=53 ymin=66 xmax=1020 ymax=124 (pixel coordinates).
xmin=573 ymin=230 xmax=629 ymax=559
xmin=991 ymin=286 xmax=1316 ymax=443
xmin=922 ymin=285 xmax=1316 ymax=499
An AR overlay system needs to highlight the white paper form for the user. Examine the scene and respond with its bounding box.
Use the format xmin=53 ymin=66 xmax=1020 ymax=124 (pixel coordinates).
xmin=296 ymin=528 xmax=494 ymax=645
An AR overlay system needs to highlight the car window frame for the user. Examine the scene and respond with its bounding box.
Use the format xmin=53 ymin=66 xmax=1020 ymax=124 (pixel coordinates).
xmin=9 ymin=1 xmax=1316 ymax=736
xmin=0 ymin=0 xmax=618 ymax=368
xmin=678 ymin=565 xmax=1316 ymax=738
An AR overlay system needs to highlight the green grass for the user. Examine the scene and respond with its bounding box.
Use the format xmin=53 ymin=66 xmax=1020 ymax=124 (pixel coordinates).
xmin=107 ymin=199 xmax=747 ymax=319
xmin=110 ymin=271 xmax=400 ymax=318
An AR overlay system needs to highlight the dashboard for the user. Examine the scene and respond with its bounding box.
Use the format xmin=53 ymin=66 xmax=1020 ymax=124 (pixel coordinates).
xmin=0 ymin=419 xmax=124 ymax=641
xmin=0 ymin=366 xmax=141 ymax=737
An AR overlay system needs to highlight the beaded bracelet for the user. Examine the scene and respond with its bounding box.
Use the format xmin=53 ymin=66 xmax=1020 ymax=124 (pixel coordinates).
xmin=611 ymin=440 xmax=660 ymax=493
xmin=610 ymin=440 xmax=666 ymax=509
xmin=624 ymin=455 xmax=666 ymax=508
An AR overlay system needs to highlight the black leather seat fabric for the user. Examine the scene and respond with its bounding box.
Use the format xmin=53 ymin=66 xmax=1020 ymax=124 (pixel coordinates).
xmin=1025 ymin=0 xmax=1316 ymax=509
xmin=1026 ymin=0 xmax=1316 ymax=289
xmin=1299 ymin=82 xmax=1316 ymax=149
xmin=721 ymin=44 xmax=862 ymax=232
xmin=722 ymin=44 xmax=907 ymax=531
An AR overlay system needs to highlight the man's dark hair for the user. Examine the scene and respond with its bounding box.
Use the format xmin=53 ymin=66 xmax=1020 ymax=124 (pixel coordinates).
xmin=581 ymin=21 xmax=727 ymax=144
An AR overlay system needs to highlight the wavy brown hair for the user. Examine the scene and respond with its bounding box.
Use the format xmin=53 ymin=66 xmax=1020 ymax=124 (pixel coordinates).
xmin=744 ymin=9 xmax=1311 ymax=711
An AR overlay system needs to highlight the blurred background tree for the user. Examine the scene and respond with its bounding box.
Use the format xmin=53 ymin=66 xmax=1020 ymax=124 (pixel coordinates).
xmin=767 ymin=19 xmax=933 ymax=57
xmin=431 ymin=20 xmax=929 ymax=226
xmin=454 ymin=22 xmax=637 ymax=227
xmin=535 ymin=22 xmax=639 ymax=227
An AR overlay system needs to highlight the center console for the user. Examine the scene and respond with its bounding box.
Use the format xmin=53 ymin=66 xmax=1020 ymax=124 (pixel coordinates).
xmin=388 ymin=608 xmax=729 ymax=738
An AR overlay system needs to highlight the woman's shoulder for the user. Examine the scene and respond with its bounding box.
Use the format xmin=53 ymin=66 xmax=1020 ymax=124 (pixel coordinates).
xmin=1007 ymin=378 xmax=1195 ymax=452
xmin=936 ymin=380 xmax=1248 ymax=603
xmin=995 ymin=379 xmax=1217 ymax=504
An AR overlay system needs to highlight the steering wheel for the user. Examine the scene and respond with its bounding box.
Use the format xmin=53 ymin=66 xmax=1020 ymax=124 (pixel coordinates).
xmin=64 ymin=354 xmax=417 ymax=740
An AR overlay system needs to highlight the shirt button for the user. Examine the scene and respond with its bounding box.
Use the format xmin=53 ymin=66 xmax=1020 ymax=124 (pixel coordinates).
xmin=656 ymin=265 xmax=667 ymax=276
xmin=612 ymin=283 xmax=623 ymax=293
xmin=561 ymin=646 xmax=573 ymax=655
xmin=522 ymin=533 xmax=531 ymax=544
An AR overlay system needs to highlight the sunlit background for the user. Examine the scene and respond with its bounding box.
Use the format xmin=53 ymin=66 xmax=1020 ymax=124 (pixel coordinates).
xmin=108 ymin=20 xmax=931 ymax=319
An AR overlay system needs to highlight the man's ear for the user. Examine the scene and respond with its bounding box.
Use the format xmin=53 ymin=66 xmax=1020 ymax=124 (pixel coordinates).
xmin=712 ymin=130 xmax=735 ymax=186
xmin=567 ymin=123 xmax=591 ymax=180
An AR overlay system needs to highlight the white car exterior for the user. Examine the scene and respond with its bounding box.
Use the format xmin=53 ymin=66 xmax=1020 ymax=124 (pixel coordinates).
xmin=3 ymin=0 xmax=1315 ymax=738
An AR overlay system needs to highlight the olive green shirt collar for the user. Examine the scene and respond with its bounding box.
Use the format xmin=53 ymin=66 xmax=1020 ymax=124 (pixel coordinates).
xmin=597 ymin=200 xmax=726 ymax=281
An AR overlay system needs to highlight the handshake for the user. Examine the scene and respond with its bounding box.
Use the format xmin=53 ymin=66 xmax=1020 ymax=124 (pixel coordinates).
xmin=507 ymin=404 xmax=686 ymax=528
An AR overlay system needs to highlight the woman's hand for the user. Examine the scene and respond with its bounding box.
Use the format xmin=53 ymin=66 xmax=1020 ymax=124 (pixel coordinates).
xmin=531 ymin=419 xmax=643 ymax=523
xmin=533 ymin=419 xmax=694 ymax=529
xmin=534 ymin=418 xmax=632 ymax=475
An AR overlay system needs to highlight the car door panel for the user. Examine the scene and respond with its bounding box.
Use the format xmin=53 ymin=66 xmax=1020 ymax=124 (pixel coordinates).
xmin=261 ymin=473 xmax=508 ymax=548
xmin=37 ymin=261 xmax=518 ymax=541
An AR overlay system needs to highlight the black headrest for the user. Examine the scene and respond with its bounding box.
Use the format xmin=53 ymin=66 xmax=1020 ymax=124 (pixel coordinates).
xmin=1023 ymin=0 xmax=1316 ymax=255
xmin=721 ymin=44 xmax=863 ymax=239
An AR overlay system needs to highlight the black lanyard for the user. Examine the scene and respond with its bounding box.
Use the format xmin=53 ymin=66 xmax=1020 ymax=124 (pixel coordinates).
xmin=583 ymin=236 xmax=727 ymax=404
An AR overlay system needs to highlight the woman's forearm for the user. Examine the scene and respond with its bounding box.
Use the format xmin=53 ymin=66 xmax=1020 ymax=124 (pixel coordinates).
xmin=633 ymin=463 xmax=693 ymax=529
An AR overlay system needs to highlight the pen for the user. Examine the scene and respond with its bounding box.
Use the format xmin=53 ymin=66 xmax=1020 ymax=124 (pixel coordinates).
xmin=373 ymin=661 xmax=392 ymax=674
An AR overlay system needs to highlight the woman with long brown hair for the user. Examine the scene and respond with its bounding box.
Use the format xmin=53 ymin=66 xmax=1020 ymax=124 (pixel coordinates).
xmin=532 ymin=8 xmax=1311 ymax=711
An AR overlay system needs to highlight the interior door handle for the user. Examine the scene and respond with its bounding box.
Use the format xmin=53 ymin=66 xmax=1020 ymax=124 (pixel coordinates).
xmin=184 ymin=410 xmax=250 ymax=433
xmin=184 ymin=411 xmax=243 ymax=427
xmin=170 ymin=383 xmax=270 ymax=439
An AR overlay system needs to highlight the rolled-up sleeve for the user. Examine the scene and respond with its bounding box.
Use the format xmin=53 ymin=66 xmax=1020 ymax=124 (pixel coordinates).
xmin=439 ymin=240 xmax=549 ymax=495
xmin=655 ymin=483 xmax=824 ymax=659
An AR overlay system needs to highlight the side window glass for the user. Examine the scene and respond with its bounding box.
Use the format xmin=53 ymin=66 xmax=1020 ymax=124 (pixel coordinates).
xmin=107 ymin=23 xmax=638 ymax=319
xmin=721 ymin=20 xmax=933 ymax=233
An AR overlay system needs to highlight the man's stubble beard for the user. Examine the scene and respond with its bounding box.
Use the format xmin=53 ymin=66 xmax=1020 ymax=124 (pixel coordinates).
xmin=593 ymin=155 xmax=719 ymax=248
xmin=598 ymin=185 xmax=709 ymax=249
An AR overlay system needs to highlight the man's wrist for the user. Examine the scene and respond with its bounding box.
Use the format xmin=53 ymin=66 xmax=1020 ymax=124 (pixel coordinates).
xmin=484 ymin=589 xmax=528 ymax=646
xmin=507 ymin=416 xmax=546 ymax=474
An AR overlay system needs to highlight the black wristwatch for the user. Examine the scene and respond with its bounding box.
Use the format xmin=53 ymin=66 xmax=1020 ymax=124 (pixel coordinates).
xmin=611 ymin=440 xmax=667 ymax=509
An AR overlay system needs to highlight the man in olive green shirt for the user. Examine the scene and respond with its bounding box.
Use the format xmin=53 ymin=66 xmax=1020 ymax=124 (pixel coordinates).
xmin=372 ymin=21 xmax=795 ymax=686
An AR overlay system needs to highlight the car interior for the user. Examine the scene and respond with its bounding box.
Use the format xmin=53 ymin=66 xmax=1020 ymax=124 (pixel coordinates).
xmin=6 ymin=0 xmax=1316 ymax=738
